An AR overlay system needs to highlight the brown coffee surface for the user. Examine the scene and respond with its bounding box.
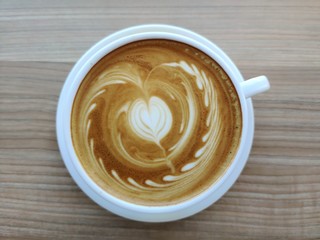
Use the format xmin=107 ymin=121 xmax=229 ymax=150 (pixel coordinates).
xmin=71 ymin=39 xmax=242 ymax=206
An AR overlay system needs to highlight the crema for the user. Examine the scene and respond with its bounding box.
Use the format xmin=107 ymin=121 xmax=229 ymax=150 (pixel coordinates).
xmin=71 ymin=40 xmax=242 ymax=206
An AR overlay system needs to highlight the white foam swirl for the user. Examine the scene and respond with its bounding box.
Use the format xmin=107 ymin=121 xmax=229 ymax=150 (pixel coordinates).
xmin=72 ymin=42 xmax=241 ymax=206
xmin=83 ymin=60 xmax=221 ymax=186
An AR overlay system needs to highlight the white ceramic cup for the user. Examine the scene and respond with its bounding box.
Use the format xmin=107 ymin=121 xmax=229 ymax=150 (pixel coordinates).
xmin=56 ymin=24 xmax=270 ymax=222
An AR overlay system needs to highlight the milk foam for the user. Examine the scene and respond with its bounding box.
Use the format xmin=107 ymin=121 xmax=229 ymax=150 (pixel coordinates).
xmin=71 ymin=40 xmax=242 ymax=205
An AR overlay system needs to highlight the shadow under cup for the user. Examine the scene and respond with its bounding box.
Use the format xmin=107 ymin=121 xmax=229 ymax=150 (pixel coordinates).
xmin=70 ymin=38 xmax=243 ymax=207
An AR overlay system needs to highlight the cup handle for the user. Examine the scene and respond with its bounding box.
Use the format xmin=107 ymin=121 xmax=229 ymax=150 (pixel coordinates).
xmin=240 ymin=76 xmax=270 ymax=98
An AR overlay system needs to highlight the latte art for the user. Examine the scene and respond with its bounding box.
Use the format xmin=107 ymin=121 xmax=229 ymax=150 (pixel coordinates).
xmin=71 ymin=40 xmax=242 ymax=205
xmin=129 ymin=96 xmax=172 ymax=145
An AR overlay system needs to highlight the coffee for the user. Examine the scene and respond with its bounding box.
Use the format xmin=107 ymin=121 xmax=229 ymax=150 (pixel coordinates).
xmin=71 ymin=39 xmax=242 ymax=206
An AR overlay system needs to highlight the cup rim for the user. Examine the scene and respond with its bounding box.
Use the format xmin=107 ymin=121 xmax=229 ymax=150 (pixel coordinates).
xmin=56 ymin=24 xmax=254 ymax=222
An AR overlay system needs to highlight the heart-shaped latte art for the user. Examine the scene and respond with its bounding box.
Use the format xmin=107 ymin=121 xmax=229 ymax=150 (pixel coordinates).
xmin=71 ymin=40 xmax=242 ymax=206
xmin=77 ymin=60 xmax=224 ymax=198
xmin=128 ymin=96 xmax=172 ymax=145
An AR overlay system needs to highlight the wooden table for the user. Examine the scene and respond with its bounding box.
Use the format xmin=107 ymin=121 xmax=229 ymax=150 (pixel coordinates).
xmin=1 ymin=0 xmax=319 ymax=239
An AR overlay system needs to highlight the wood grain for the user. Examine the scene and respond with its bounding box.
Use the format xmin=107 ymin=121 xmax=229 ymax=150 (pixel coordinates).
xmin=1 ymin=0 xmax=320 ymax=239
